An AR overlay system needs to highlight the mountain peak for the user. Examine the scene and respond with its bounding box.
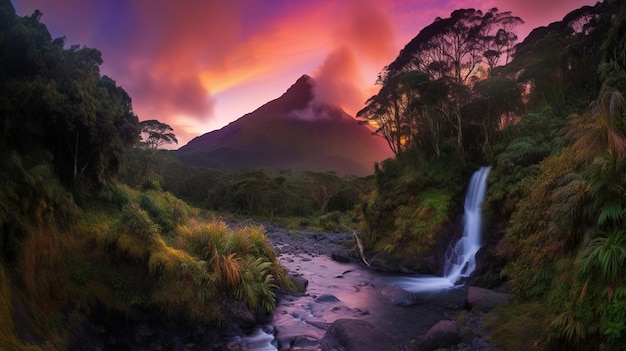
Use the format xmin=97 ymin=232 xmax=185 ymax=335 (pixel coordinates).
xmin=259 ymin=74 xmax=316 ymax=113
xmin=176 ymin=73 xmax=394 ymax=175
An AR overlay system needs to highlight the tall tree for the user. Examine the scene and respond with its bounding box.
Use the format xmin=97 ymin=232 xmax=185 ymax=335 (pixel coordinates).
xmin=139 ymin=119 xmax=178 ymax=150
xmin=361 ymin=8 xmax=522 ymax=156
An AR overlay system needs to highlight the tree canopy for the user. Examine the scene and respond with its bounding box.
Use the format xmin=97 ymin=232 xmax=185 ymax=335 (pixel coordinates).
xmin=358 ymin=8 xmax=523 ymax=157
xmin=0 ymin=3 xmax=140 ymax=187
xmin=139 ymin=119 xmax=178 ymax=150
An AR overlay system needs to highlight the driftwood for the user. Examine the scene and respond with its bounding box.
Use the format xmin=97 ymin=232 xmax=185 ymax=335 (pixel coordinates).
xmin=352 ymin=231 xmax=370 ymax=266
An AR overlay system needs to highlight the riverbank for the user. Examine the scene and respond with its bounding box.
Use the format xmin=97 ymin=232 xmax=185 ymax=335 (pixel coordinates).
xmin=67 ymin=222 xmax=505 ymax=351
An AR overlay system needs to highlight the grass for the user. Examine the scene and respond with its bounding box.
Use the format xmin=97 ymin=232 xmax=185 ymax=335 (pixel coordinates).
xmin=1 ymin=180 xmax=292 ymax=348
xmin=483 ymin=301 xmax=551 ymax=350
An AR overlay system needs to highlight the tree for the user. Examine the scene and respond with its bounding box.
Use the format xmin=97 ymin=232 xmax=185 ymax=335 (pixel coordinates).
xmin=140 ymin=119 xmax=178 ymax=150
xmin=361 ymin=8 xmax=522 ymax=156
xmin=302 ymin=171 xmax=344 ymax=214
xmin=0 ymin=6 xmax=140 ymax=187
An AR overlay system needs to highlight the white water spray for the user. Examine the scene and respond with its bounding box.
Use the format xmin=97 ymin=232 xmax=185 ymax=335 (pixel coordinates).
xmin=380 ymin=166 xmax=491 ymax=293
xmin=443 ymin=166 xmax=491 ymax=284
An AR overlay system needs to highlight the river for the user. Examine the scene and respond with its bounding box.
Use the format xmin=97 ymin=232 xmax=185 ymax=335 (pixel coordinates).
xmin=232 ymin=167 xmax=490 ymax=350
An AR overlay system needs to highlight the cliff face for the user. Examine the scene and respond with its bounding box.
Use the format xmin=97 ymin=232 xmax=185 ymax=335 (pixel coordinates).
xmin=176 ymin=75 xmax=393 ymax=176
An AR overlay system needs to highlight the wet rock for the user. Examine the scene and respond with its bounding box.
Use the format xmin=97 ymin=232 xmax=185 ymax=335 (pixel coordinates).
xmin=380 ymin=286 xmax=420 ymax=306
xmin=415 ymin=319 xmax=462 ymax=351
xmin=330 ymin=249 xmax=353 ymax=263
xmin=465 ymin=286 xmax=510 ymax=312
xmin=306 ymin=320 xmax=331 ymax=330
xmin=320 ymin=318 xmax=404 ymax=351
xmin=290 ymin=275 xmax=309 ymax=293
xmin=289 ymin=335 xmax=321 ymax=351
xmin=315 ymin=294 xmax=340 ymax=303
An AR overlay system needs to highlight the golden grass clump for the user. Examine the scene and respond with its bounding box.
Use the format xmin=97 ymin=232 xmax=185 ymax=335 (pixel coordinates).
xmin=175 ymin=217 xmax=228 ymax=258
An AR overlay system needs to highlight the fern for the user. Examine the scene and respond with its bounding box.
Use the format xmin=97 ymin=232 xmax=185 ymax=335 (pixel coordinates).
xmin=551 ymin=311 xmax=587 ymax=346
xmin=233 ymin=257 xmax=278 ymax=312
xmin=597 ymin=203 xmax=626 ymax=226
xmin=577 ymin=228 xmax=626 ymax=284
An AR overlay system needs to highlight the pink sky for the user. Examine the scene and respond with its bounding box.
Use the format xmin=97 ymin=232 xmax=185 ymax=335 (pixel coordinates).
xmin=13 ymin=0 xmax=598 ymax=149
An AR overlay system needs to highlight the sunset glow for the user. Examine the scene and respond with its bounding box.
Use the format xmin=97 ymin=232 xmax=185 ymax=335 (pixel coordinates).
xmin=13 ymin=0 xmax=597 ymax=148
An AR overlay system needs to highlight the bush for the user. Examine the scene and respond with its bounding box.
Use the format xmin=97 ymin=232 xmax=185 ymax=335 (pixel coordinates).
xmin=318 ymin=211 xmax=341 ymax=231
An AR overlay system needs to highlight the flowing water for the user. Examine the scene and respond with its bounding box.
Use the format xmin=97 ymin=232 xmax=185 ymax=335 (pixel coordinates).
xmin=234 ymin=167 xmax=491 ymax=350
xmin=443 ymin=166 xmax=491 ymax=285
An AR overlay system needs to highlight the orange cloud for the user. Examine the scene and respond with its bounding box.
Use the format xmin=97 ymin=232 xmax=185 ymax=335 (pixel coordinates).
xmin=312 ymin=0 xmax=396 ymax=116
xmin=13 ymin=0 xmax=596 ymax=149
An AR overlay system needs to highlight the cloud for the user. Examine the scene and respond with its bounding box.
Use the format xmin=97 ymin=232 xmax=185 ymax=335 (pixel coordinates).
xmin=312 ymin=0 xmax=396 ymax=116
xmin=13 ymin=0 xmax=596 ymax=149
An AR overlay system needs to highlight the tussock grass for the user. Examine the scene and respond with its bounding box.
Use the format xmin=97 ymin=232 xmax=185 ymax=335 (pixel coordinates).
xmin=1 ymin=178 xmax=292 ymax=347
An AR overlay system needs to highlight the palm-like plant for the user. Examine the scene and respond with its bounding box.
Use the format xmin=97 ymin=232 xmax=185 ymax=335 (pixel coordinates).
xmin=567 ymin=89 xmax=626 ymax=162
xmin=233 ymin=257 xmax=278 ymax=312
xmin=577 ymin=227 xmax=626 ymax=286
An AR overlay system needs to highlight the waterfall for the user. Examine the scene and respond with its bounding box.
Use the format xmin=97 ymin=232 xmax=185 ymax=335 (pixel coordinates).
xmin=443 ymin=166 xmax=491 ymax=284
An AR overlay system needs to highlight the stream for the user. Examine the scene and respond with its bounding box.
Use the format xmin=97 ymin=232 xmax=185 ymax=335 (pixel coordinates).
xmin=232 ymin=167 xmax=491 ymax=350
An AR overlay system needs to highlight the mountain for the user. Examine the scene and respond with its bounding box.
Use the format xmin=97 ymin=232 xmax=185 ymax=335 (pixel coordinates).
xmin=175 ymin=75 xmax=394 ymax=176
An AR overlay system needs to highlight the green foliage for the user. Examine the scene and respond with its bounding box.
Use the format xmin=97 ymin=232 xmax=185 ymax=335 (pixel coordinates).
xmin=318 ymin=211 xmax=341 ymax=231
xmin=139 ymin=119 xmax=178 ymax=150
xmin=601 ymin=286 xmax=626 ymax=345
xmin=483 ymin=302 xmax=551 ymax=350
xmin=0 ymin=4 xmax=140 ymax=188
xmin=118 ymin=202 xmax=160 ymax=240
xmin=577 ymin=228 xmax=626 ymax=285
xmin=233 ymin=257 xmax=278 ymax=312
xmin=360 ymin=151 xmax=468 ymax=264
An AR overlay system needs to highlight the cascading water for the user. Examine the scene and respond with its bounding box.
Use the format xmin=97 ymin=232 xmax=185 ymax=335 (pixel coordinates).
xmin=443 ymin=166 xmax=490 ymax=284
xmin=378 ymin=166 xmax=491 ymax=293
xmin=235 ymin=167 xmax=492 ymax=350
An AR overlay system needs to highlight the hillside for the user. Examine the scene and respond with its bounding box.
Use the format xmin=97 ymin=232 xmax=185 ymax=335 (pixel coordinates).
xmin=176 ymin=75 xmax=394 ymax=176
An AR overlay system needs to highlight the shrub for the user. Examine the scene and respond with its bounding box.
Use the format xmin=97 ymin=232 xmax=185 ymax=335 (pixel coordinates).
xmin=318 ymin=211 xmax=341 ymax=231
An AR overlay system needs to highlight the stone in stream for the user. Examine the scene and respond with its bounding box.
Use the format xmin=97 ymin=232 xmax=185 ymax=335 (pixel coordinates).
xmin=319 ymin=318 xmax=404 ymax=351
xmin=380 ymin=285 xmax=421 ymax=306
xmin=290 ymin=335 xmax=321 ymax=351
xmin=315 ymin=294 xmax=340 ymax=303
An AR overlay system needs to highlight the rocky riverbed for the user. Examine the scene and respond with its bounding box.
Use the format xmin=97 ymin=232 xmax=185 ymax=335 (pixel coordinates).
xmin=227 ymin=224 xmax=509 ymax=351
xmin=69 ymin=224 xmax=508 ymax=351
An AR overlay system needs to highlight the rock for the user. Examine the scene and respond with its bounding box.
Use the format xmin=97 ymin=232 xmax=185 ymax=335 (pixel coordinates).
xmin=221 ymin=299 xmax=256 ymax=329
xmin=290 ymin=275 xmax=309 ymax=293
xmin=319 ymin=318 xmax=404 ymax=351
xmin=465 ymin=286 xmax=510 ymax=312
xmin=415 ymin=320 xmax=462 ymax=351
xmin=380 ymin=286 xmax=420 ymax=306
xmin=331 ymin=249 xmax=353 ymax=263
xmin=306 ymin=320 xmax=331 ymax=330
xmin=315 ymin=294 xmax=340 ymax=303
xmin=290 ymin=335 xmax=321 ymax=350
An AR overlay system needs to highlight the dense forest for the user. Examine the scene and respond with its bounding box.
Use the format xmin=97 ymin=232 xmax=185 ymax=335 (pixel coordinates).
xmin=0 ymin=1 xmax=294 ymax=349
xmin=356 ymin=1 xmax=626 ymax=350
xmin=1 ymin=0 xmax=626 ymax=350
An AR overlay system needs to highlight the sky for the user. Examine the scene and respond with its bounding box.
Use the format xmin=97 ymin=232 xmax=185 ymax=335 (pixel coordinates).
xmin=13 ymin=0 xmax=598 ymax=149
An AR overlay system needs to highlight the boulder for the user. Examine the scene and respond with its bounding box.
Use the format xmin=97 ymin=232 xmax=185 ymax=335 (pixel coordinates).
xmin=290 ymin=335 xmax=321 ymax=351
xmin=320 ymin=318 xmax=404 ymax=351
xmin=331 ymin=249 xmax=353 ymax=263
xmin=415 ymin=320 xmax=462 ymax=351
xmin=465 ymin=286 xmax=510 ymax=312
xmin=380 ymin=286 xmax=420 ymax=306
